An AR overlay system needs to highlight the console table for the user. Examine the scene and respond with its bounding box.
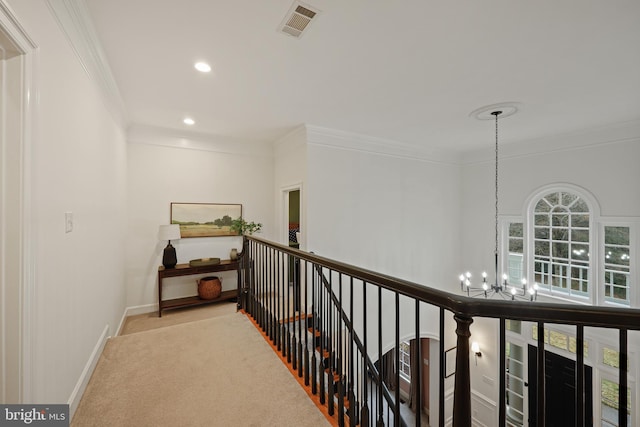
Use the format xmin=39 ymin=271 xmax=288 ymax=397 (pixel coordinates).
xmin=157 ymin=259 xmax=240 ymax=317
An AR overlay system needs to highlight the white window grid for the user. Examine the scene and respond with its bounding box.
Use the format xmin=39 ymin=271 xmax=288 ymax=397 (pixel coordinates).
xmin=398 ymin=341 xmax=411 ymax=382
xmin=603 ymin=226 xmax=631 ymax=305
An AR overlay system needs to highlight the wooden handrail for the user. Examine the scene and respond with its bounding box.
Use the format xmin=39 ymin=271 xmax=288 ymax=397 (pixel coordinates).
xmin=247 ymin=236 xmax=640 ymax=330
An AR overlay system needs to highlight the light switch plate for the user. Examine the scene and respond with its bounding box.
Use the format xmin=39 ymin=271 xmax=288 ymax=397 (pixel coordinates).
xmin=65 ymin=212 xmax=73 ymax=233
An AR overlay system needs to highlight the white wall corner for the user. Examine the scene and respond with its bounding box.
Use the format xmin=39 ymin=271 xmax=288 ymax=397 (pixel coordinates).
xmin=67 ymin=324 xmax=109 ymax=419
xmin=305 ymin=124 xmax=460 ymax=165
xmin=46 ymin=0 xmax=128 ymax=127
xmin=115 ymin=303 xmax=157 ymax=336
xmin=273 ymin=124 xmax=308 ymax=155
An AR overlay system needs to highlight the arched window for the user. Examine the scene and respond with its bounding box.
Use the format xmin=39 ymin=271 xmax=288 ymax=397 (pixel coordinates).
xmin=532 ymin=191 xmax=590 ymax=299
xmin=505 ymin=185 xmax=634 ymax=306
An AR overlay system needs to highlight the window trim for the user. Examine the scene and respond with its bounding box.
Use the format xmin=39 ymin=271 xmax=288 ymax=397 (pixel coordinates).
xmin=599 ymin=219 xmax=637 ymax=308
xmin=524 ymin=184 xmax=601 ymax=304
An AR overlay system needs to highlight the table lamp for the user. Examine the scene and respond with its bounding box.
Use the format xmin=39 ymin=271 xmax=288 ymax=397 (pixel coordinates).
xmin=159 ymin=224 xmax=181 ymax=268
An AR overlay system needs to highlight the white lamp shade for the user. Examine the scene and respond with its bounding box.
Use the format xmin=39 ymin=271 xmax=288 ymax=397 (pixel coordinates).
xmin=159 ymin=224 xmax=181 ymax=241
xmin=471 ymin=341 xmax=480 ymax=354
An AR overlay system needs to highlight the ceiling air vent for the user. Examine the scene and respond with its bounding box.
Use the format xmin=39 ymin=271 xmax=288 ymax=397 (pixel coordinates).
xmin=279 ymin=2 xmax=320 ymax=38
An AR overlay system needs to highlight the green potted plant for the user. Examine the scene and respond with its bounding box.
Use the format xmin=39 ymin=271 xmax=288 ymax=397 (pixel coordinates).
xmin=230 ymin=216 xmax=262 ymax=236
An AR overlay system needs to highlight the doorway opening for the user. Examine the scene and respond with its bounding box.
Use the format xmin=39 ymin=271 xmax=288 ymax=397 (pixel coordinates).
xmin=528 ymin=345 xmax=593 ymax=427
xmin=283 ymin=186 xmax=301 ymax=310
xmin=287 ymin=189 xmax=300 ymax=249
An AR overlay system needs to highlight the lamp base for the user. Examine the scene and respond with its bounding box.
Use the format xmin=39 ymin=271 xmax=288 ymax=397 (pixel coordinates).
xmin=162 ymin=242 xmax=177 ymax=268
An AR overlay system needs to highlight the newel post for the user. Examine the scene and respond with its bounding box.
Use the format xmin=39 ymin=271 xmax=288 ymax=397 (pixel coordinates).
xmin=453 ymin=314 xmax=473 ymax=427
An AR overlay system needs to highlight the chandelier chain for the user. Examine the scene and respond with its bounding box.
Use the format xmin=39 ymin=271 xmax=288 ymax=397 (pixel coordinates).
xmin=459 ymin=106 xmax=537 ymax=301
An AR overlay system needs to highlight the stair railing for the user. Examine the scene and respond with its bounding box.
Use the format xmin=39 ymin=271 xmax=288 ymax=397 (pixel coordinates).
xmin=239 ymin=236 xmax=640 ymax=427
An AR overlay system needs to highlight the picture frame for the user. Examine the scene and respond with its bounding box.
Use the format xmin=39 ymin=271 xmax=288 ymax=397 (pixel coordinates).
xmin=444 ymin=346 xmax=457 ymax=378
xmin=170 ymin=203 xmax=242 ymax=238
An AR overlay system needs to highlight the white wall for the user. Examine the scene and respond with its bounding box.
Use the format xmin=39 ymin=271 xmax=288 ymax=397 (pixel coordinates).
xmin=460 ymin=122 xmax=640 ymax=425
xmin=305 ymin=128 xmax=462 ymax=355
xmin=126 ymin=127 xmax=275 ymax=308
xmin=6 ymin=0 xmax=128 ymax=406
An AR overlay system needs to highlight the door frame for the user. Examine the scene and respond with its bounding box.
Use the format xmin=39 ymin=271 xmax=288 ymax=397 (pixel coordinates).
xmin=281 ymin=183 xmax=303 ymax=248
xmin=0 ymin=0 xmax=37 ymax=403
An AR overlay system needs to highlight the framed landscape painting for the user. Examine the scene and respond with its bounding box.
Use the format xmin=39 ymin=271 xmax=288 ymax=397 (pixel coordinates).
xmin=170 ymin=203 xmax=242 ymax=238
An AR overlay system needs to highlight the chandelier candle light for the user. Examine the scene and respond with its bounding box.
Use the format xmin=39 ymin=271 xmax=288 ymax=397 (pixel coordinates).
xmin=460 ymin=106 xmax=538 ymax=301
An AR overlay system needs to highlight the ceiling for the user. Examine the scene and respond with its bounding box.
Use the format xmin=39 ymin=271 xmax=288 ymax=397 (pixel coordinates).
xmin=84 ymin=0 xmax=640 ymax=152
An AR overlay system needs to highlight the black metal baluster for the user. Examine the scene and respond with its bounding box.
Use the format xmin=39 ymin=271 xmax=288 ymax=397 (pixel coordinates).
xmin=415 ymin=299 xmax=421 ymax=427
xmin=267 ymin=247 xmax=272 ymax=341
xmin=304 ymin=259 xmax=310 ymax=386
xmin=286 ymin=254 xmax=292 ymax=364
xmin=394 ymin=292 xmax=400 ymax=427
xmin=280 ymin=250 xmax=285 ymax=354
xmin=297 ymin=260 xmax=303 ymax=379
xmin=263 ymin=245 xmax=268 ymax=332
xmin=338 ymin=273 xmax=345 ymax=427
xmin=276 ymin=251 xmax=282 ymax=352
xmin=271 ymin=247 xmax=276 ymax=343
xmin=319 ymin=267 xmax=326 ymax=405
xmin=251 ymin=240 xmax=256 ymax=317
xmin=361 ymin=281 xmax=369 ymax=426
xmin=311 ymin=264 xmax=317 ymax=395
xmin=576 ymin=325 xmax=584 ymax=427
xmin=537 ymin=321 xmax=545 ymax=427
xmin=259 ymin=244 xmax=265 ymax=330
xmin=619 ymin=328 xmax=628 ymax=427
xmin=439 ymin=308 xmax=444 ymax=427
xmin=292 ymin=255 xmax=298 ymax=371
xmin=499 ymin=318 xmax=506 ymax=427
xmin=328 ymin=270 xmax=335 ymax=416
xmin=377 ymin=286 xmax=383 ymax=426
xmin=283 ymin=252 xmax=290 ymax=359
xmin=262 ymin=245 xmax=267 ymax=332
xmin=349 ymin=277 xmax=356 ymax=427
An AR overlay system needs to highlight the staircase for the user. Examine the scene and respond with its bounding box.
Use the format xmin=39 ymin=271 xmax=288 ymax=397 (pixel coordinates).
xmin=245 ymin=306 xmax=399 ymax=427
xmin=239 ymin=238 xmax=407 ymax=427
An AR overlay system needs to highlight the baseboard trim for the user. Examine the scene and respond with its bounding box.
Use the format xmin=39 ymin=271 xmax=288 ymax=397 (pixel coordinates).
xmin=115 ymin=303 xmax=157 ymax=336
xmin=68 ymin=324 xmax=109 ymax=419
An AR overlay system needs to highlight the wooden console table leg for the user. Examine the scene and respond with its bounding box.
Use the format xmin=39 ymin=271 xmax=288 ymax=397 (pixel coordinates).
xmin=236 ymin=264 xmax=241 ymax=311
xmin=158 ymin=275 xmax=163 ymax=317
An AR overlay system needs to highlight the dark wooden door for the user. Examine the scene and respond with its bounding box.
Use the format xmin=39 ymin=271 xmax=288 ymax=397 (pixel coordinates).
xmin=528 ymin=345 xmax=593 ymax=426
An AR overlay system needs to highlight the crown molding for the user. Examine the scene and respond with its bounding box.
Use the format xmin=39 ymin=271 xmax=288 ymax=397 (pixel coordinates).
xmin=127 ymin=123 xmax=273 ymax=158
xmin=0 ymin=1 xmax=37 ymax=53
xmin=460 ymin=119 xmax=640 ymax=165
xmin=46 ymin=0 xmax=127 ymax=127
xmin=305 ymin=125 xmax=461 ymax=165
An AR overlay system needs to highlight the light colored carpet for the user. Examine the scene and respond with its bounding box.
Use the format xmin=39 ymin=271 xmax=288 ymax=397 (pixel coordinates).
xmin=72 ymin=308 xmax=331 ymax=427
xmin=120 ymin=301 xmax=238 ymax=335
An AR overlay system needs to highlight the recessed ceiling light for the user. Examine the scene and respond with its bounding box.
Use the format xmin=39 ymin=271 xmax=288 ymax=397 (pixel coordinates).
xmin=183 ymin=118 xmax=195 ymax=125
xmin=194 ymin=62 xmax=211 ymax=73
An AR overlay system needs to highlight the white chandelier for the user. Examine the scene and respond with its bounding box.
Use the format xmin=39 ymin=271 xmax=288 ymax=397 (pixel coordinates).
xmin=460 ymin=105 xmax=538 ymax=302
